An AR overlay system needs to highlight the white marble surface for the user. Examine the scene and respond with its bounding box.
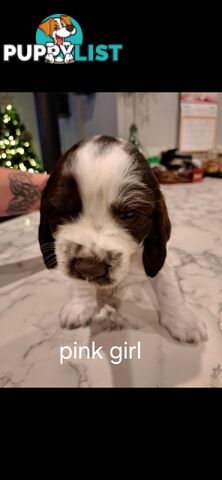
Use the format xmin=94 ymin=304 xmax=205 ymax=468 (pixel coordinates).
xmin=0 ymin=178 xmax=222 ymax=387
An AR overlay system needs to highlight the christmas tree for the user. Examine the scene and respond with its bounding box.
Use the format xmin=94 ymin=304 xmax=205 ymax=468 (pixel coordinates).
xmin=0 ymin=103 xmax=43 ymax=173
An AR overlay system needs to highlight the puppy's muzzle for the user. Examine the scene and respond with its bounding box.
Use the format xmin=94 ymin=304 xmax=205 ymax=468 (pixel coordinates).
xmin=74 ymin=257 xmax=108 ymax=282
xmin=66 ymin=24 xmax=75 ymax=33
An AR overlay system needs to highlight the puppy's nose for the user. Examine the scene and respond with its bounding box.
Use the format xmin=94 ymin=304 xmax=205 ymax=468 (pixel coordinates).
xmin=74 ymin=258 xmax=107 ymax=279
xmin=66 ymin=24 xmax=74 ymax=32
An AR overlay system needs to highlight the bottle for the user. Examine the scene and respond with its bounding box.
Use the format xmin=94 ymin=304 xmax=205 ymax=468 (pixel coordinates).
xmin=147 ymin=156 xmax=161 ymax=168
xmin=129 ymin=123 xmax=145 ymax=156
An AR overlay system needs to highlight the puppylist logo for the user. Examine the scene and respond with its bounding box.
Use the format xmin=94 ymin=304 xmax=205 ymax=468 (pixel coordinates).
xmin=3 ymin=13 xmax=123 ymax=64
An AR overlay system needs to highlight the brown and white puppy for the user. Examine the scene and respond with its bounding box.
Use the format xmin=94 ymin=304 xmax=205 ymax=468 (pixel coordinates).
xmin=39 ymin=15 xmax=76 ymax=63
xmin=39 ymin=135 xmax=208 ymax=343
xmin=39 ymin=16 xmax=76 ymax=45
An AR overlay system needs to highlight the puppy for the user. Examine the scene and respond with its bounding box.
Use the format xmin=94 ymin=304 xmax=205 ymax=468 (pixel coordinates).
xmin=39 ymin=15 xmax=76 ymax=63
xmin=39 ymin=135 xmax=208 ymax=343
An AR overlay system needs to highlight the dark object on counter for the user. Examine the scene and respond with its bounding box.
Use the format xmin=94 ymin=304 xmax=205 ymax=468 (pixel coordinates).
xmin=175 ymin=167 xmax=194 ymax=183
xmin=204 ymin=171 xmax=222 ymax=178
xmin=148 ymin=149 xmax=203 ymax=184
xmin=204 ymin=172 xmax=222 ymax=178
xmin=154 ymin=148 xmax=203 ymax=184
xmin=161 ymin=148 xmax=192 ymax=170
xmin=153 ymin=163 xmax=203 ymax=184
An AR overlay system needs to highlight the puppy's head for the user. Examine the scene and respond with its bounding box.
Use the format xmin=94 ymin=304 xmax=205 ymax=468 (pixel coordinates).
xmin=39 ymin=16 xmax=76 ymax=44
xmin=39 ymin=136 xmax=171 ymax=288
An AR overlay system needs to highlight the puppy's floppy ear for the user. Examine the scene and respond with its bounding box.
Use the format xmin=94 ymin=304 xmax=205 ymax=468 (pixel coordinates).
xmin=143 ymin=192 xmax=171 ymax=277
xmin=38 ymin=210 xmax=57 ymax=270
xmin=39 ymin=19 xmax=53 ymax=36
xmin=60 ymin=15 xmax=72 ymax=26
xmin=38 ymin=142 xmax=83 ymax=270
xmin=38 ymin=174 xmax=57 ymax=270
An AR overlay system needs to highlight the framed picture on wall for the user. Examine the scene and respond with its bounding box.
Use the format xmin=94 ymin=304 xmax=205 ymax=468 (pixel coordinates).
xmin=179 ymin=93 xmax=218 ymax=152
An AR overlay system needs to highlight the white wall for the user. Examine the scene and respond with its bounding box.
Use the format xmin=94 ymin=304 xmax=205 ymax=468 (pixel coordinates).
xmin=117 ymin=93 xmax=179 ymax=152
xmin=117 ymin=92 xmax=222 ymax=154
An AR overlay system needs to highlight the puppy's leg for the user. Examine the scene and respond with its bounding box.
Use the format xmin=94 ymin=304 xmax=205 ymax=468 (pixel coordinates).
xmin=92 ymin=288 xmax=125 ymax=329
xmin=45 ymin=53 xmax=54 ymax=64
xmin=64 ymin=53 xmax=74 ymax=63
xmin=59 ymin=281 xmax=97 ymax=329
xmin=150 ymin=261 xmax=208 ymax=344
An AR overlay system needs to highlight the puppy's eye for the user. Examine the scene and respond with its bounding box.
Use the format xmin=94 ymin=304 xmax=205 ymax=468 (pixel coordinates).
xmin=119 ymin=210 xmax=136 ymax=220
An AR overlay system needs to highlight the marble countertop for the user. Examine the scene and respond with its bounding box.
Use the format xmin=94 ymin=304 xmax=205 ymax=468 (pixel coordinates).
xmin=0 ymin=178 xmax=222 ymax=387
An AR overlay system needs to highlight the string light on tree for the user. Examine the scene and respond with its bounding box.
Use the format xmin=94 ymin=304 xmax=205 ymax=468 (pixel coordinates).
xmin=0 ymin=102 xmax=43 ymax=173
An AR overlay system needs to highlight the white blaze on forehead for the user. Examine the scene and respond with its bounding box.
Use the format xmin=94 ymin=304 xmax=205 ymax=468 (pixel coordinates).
xmin=69 ymin=140 xmax=136 ymax=212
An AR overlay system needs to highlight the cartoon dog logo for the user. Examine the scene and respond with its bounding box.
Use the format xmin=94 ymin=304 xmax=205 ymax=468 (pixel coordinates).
xmin=36 ymin=14 xmax=83 ymax=64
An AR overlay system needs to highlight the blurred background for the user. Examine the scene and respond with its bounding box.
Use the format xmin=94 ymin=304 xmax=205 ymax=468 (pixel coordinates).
xmin=1 ymin=92 xmax=222 ymax=178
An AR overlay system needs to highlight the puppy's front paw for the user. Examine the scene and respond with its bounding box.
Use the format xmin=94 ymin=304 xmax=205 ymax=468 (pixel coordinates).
xmin=59 ymin=300 xmax=96 ymax=329
xmin=65 ymin=54 xmax=74 ymax=63
xmin=160 ymin=309 xmax=208 ymax=344
xmin=93 ymin=304 xmax=125 ymax=331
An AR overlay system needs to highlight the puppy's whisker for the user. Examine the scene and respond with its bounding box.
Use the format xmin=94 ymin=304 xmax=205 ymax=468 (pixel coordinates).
xmin=41 ymin=248 xmax=55 ymax=254
xmin=43 ymin=253 xmax=56 ymax=262
xmin=41 ymin=244 xmax=55 ymax=248
xmin=41 ymin=245 xmax=55 ymax=251
xmin=40 ymin=242 xmax=55 ymax=248
xmin=109 ymin=232 xmax=120 ymax=239
xmin=44 ymin=258 xmax=57 ymax=268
